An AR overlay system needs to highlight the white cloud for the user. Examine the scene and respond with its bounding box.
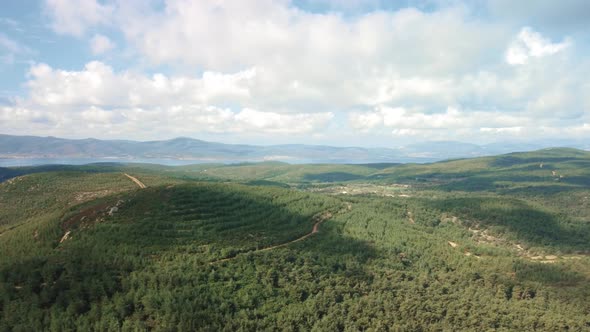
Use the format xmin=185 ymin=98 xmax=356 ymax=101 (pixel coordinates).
xmin=90 ymin=34 xmax=114 ymax=54
xmin=348 ymin=106 xmax=540 ymax=141
xmin=0 ymin=33 xmax=32 ymax=64
xmin=234 ymin=109 xmax=333 ymax=134
xmin=44 ymin=2 xmax=581 ymax=116
xmin=3 ymin=61 xmax=331 ymax=139
xmin=81 ymin=106 xmax=116 ymax=123
xmin=6 ymin=1 xmax=589 ymax=145
xmin=351 ymin=106 xmax=472 ymax=131
xmin=25 ymin=61 xmax=256 ymax=108
xmin=0 ymin=103 xmax=332 ymax=139
xmin=106 ymin=3 xmax=521 ymax=115
xmin=120 ymin=3 xmax=504 ymax=76
xmin=505 ymin=27 xmax=571 ymax=65
xmin=346 ymin=97 xmax=590 ymax=143
xmin=0 ymin=105 xmax=60 ymax=130
xmin=348 ymin=111 xmax=384 ymax=132
xmin=44 ymin=0 xmax=113 ymax=36
xmin=479 ymin=127 xmax=522 ymax=134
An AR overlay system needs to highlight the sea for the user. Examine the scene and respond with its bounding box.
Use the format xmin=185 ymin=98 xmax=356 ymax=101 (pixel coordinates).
xmin=0 ymin=158 xmax=211 ymax=167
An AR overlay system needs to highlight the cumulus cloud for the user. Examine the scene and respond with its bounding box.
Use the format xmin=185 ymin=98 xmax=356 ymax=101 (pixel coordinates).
xmin=346 ymin=105 xmax=576 ymax=141
xmin=90 ymin=34 xmax=114 ymax=54
xmin=0 ymin=103 xmax=332 ymax=139
xmin=120 ymin=3 xmax=502 ymax=75
xmin=116 ymin=2 xmax=512 ymax=116
xmin=25 ymin=61 xmax=256 ymax=108
xmin=234 ymin=109 xmax=333 ymax=134
xmin=10 ymin=1 xmax=589 ymax=144
xmin=350 ymin=106 xmax=527 ymax=131
xmin=4 ymin=61 xmax=331 ymax=139
xmin=44 ymin=0 xmax=113 ymax=36
xmin=505 ymin=27 xmax=571 ymax=65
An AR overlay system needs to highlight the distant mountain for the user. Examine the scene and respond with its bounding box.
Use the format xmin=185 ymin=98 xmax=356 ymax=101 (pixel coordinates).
xmin=0 ymin=134 xmax=585 ymax=165
xmin=0 ymin=134 xmax=407 ymax=164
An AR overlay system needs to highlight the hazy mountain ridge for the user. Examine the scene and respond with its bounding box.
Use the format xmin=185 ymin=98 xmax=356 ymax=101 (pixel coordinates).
xmin=0 ymin=134 xmax=584 ymax=164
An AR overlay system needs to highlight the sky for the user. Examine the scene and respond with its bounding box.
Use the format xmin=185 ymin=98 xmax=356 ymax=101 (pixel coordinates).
xmin=0 ymin=0 xmax=589 ymax=147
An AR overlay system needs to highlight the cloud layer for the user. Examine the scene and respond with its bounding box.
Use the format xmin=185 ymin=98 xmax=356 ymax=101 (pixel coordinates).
xmin=1 ymin=0 xmax=588 ymax=145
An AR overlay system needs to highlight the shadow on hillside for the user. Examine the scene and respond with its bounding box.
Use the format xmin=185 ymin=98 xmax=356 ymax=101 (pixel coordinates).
xmin=0 ymin=249 xmax=128 ymax=322
xmin=0 ymin=167 xmax=24 ymax=182
xmin=513 ymin=259 xmax=587 ymax=286
xmin=349 ymin=163 xmax=400 ymax=170
xmin=436 ymin=177 xmax=499 ymax=192
xmin=560 ymin=176 xmax=590 ymax=187
xmin=499 ymin=185 xmax=583 ymax=196
xmin=244 ymin=179 xmax=290 ymax=188
xmin=437 ymin=174 xmax=586 ymax=193
xmin=425 ymin=197 xmax=589 ymax=251
xmin=0 ymin=184 xmax=378 ymax=328
xmin=489 ymin=156 xmax=582 ymax=168
xmin=566 ymin=160 xmax=590 ymax=167
xmin=0 ymin=164 xmax=126 ymax=183
xmin=303 ymin=172 xmax=366 ymax=182
xmin=108 ymin=184 xmax=378 ymax=262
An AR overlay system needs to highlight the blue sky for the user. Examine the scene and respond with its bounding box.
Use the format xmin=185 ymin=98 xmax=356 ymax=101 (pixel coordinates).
xmin=1 ymin=0 xmax=589 ymax=147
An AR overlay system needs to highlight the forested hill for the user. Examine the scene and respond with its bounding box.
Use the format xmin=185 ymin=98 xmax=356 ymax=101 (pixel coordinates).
xmin=3 ymin=146 xmax=589 ymax=186
xmin=0 ymin=148 xmax=589 ymax=330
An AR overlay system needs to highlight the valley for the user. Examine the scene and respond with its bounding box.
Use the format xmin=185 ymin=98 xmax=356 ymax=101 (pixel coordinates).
xmin=0 ymin=148 xmax=589 ymax=330
xmin=4 ymin=1 xmax=590 ymax=330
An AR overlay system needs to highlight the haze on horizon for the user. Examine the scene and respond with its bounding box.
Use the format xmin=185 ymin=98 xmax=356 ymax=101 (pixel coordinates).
xmin=1 ymin=0 xmax=589 ymax=148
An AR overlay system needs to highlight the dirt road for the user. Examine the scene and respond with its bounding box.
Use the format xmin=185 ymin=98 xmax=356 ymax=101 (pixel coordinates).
xmin=124 ymin=174 xmax=147 ymax=189
xmin=210 ymin=206 xmax=349 ymax=264
xmin=256 ymin=211 xmax=332 ymax=253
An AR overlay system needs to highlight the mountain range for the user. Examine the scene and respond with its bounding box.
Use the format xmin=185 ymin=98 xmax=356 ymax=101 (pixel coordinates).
xmin=0 ymin=134 xmax=587 ymax=164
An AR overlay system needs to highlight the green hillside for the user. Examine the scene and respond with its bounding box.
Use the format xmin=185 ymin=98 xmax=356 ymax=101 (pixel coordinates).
xmin=1 ymin=149 xmax=589 ymax=330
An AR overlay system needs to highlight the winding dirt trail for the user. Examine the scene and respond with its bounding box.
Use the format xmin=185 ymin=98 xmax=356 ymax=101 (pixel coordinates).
xmin=124 ymin=174 xmax=147 ymax=189
xmin=256 ymin=211 xmax=332 ymax=252
xmin=210 ymin=205 xmax=351 ymax=265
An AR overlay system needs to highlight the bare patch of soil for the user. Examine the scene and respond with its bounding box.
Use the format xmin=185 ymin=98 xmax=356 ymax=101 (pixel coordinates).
xmin=62 ymin=202 xmax=112 ymax=231
xmin=59 ymin=199 xmax=126 ymax=245
xmin=307 ymin=183 xmax=411 ymax=197
xmin=125 ymin=174 xmax=147 ymax=189
xmin=74 ymin=190 xmax=113 ymax=203
xmin=59 ymin=230 xmax=71 ymax=243
xmin=407 ymin=211 xmax=415 ymax=224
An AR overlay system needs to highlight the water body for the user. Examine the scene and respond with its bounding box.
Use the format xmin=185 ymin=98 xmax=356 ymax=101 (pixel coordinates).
xmin=0 ymin=156 xmax=437 ymax=167
xmin=0 ymin=158 xmax=212 ymax=167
